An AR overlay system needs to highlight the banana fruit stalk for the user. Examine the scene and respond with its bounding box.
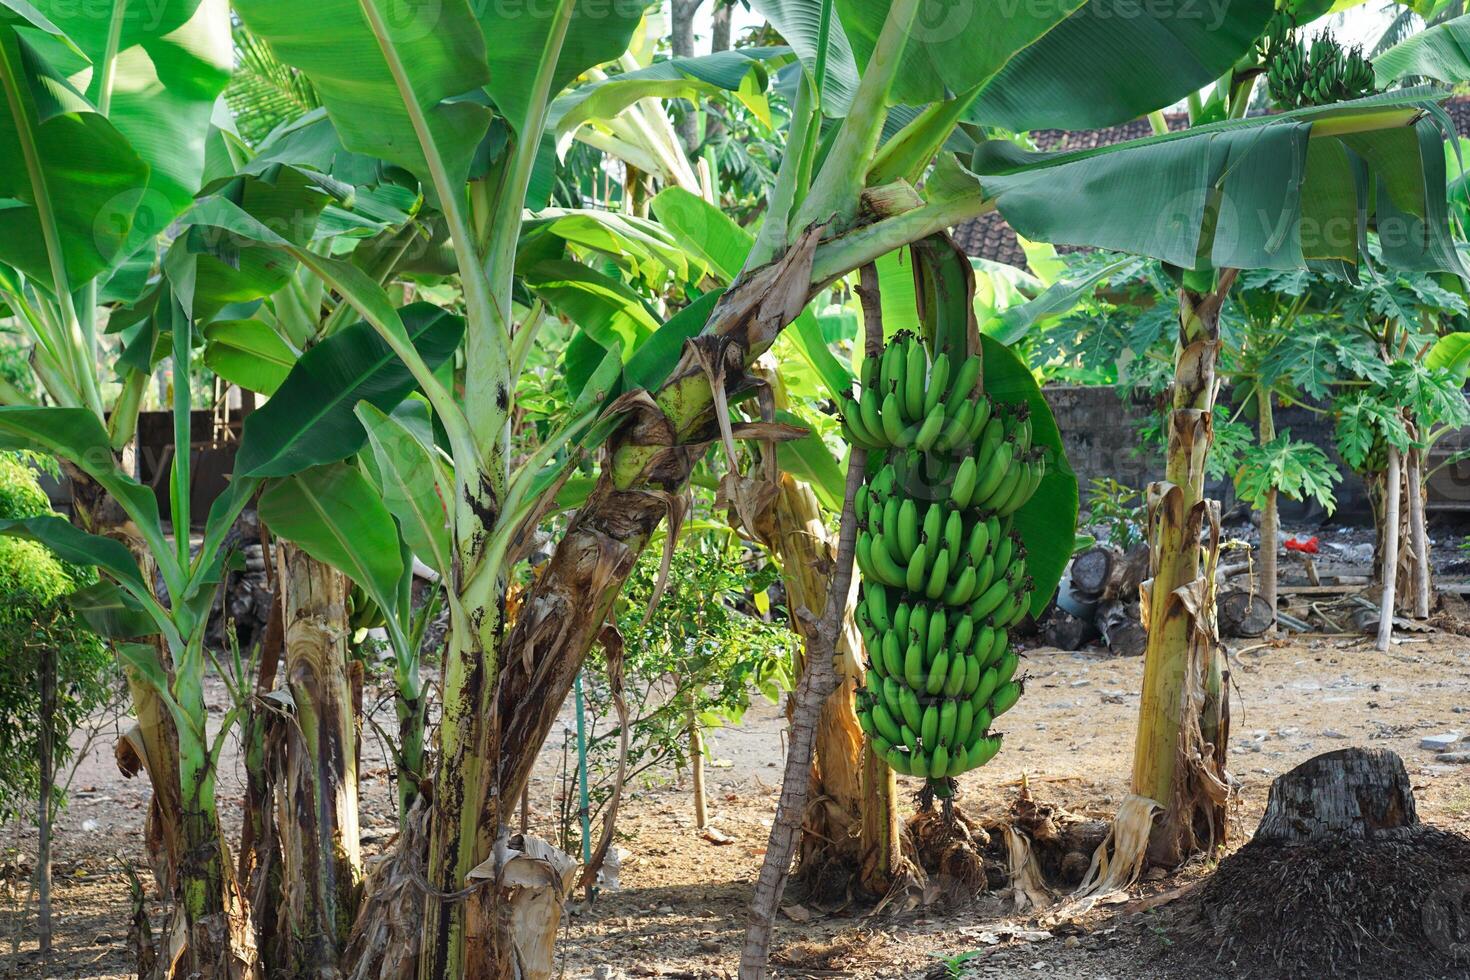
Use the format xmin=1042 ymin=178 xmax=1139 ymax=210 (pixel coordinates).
xmin=846 ymin=332 xmax=1039 ymax=797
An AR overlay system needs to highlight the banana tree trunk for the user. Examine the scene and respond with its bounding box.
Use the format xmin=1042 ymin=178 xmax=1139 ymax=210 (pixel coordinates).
xmin=277 ymin=543 xmax=362 ymax=977
xmin=413 ymin=229 xmax=831 ymax=977
xmin=1131 ymin=280 xmax=1235 ymax=867
xmin=1255 ymin=387 xmax=1278 ymax=626
xmin=689 ymin=704 xmax=707 ymax=829
xmin=66 ymin=469 xmax=187 ymax=894
xmin=238 ymin=562 xmax=284 ymax=969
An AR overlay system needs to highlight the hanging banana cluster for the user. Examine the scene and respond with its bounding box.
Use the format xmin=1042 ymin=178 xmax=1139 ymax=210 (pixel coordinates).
xmin=1264 ymin=26 xmax=1377 ymax=109
xmin=840 ymin=332 xmax=1042 ymax=796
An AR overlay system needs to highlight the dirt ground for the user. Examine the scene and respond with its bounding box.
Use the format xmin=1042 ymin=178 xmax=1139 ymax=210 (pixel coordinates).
xmin=4 ymin=629 xmax=1470 ymax=979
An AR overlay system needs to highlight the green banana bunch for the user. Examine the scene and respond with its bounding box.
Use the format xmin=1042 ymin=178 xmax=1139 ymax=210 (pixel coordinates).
xmin=1263 ymin=25 xmax=1378 ymax=110
xmin=847 ymin=335 xmax=1037 ymax=797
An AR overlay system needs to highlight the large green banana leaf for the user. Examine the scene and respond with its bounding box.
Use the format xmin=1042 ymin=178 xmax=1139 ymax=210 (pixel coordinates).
xmin=835 ymin=0 xmax=1272 ymax=128
xmin=30 ymin=0 xmax=231 ymax=221
xmin=231 ymin=0 xmax=491 ymax=189
xmin=750 ymin=0 xmax=859 ymax=114
xmin=1375 ymin=12 xmax=1470 ymax=84
xmin=955 ymin=92 xmax=1463 ymax=274
xmin=0 ymin=5 xmax=148 ymax=289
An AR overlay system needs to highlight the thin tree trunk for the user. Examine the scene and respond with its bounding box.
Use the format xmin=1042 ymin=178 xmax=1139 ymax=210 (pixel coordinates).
xmin=37 ymin=643 xmax=55 ymax=965
xmin=739 ymin=398 xmax=867 ymax=980
xmin=1407 ymin=444 xmax=1430 ymax=619
xmin=737 ymin=262 xmax=882 ymax=977
xmin=1131 ymin=276 xmax=1236 ymax=867
xmin=689 ymin=708 xmax=707 ymax=829
xmin=1255 ymin=386 xmax=1278 ymax=627
xmin=277 ymin=544 xmax=362 ymax=977
xmin=1378 ymin=446 xmax=1402 ymax=652
xmin=670 ymin=0 xmax=702 ymax=154
xmin=711 ymin=1 xmax=731 ymax=51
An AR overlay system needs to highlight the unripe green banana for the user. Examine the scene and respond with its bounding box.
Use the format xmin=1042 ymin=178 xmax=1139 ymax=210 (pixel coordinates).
xmin=977 ymin=456 xmax=1024 ymax=513
xmin=991 ymin=680 xmax=1021 ymax=717
xmin=926 ymin=649 xmax=950 ymax=695
xmin=921 ymin=502 xmax=942 ymax=553
xmin=961 ymin=651 xmax=981 ymax=698
xmin=971 ymin=440 xmax=1013 ymax=506
xmin=970 ymin=735 xmax=1001 ymax=766
xmin=909 ymin=602 xmax=928 ymax=652
xmin=950 ymin=615 xmax=974 ymax=656
xmin=943 ymin=565 xmax=976 ymax=606
xmin=942 ymin=509 xmax=963 ymax=556
xmin=882 ymin=633 xmax=905 ymax=679
xmin=924 ymin=353 xmax=951 ymax=416
xmin=946 ymin=744 xmax=969 ymax=777
xmin=898 ymin=686 xmax=922 ymax=734
xmin=924 ymin=548 xmax=951 ymax=600
xmin=896 ymin=498 xmax=919 ymax=559
xmin=860 ymin=351 xmax=880 ymax=391
xmin=860 ymin=389 xmax=887 ymax=448
xmin=842 ymin=397 xmax=882 ymax=449
xmin=920 ymin=703 xmax=939 ymax=745
xmin=886 ymin=746 xmax=913 ymax=775
xmin=971 ymin=666 xmax=999 ymax=711
xmin=870 ymin=702 xmax=901 ymax=745
xmin=914 ymin=406 xmax=945 ymax=451
xmin=872 ymin=733 xmax=893 ymax=759
xmin=893 ymin=601 xmax=911 ymax=640
xmin=938 ymin=699 xmax=958 ymax=745
xmin=883 ymin=676 xmax=904 ymax=720
xmin=904 ymin=339 xmax=926 ymax=421
xmin=870 ymin=585 xmax=893 ymax=632
xmin=966 ymin=520 xmax=991 ymax=567
xmin=965 ymin=394 xmax=993 ymax=442
xmin=869 ymin=532 xmax=908 ymax=588
xmin=904 ymin=641 xmax=926 ymax=692
xmin=955 ymin=700 xmax=975 ymax=747
xmin=996 ymin=648 xmax=1019 ymax=685
xmin=879 ymin=343 xmax=901 ymax=396
xmin=905 ymin=542 xmax=929 ymax=592
xmin=942 ymin=650 xmax=967 ymax=697
xmin=970 ymin=578 xmax=1010 ymax=621
xmin=969 ymin=708 xmax=993 ymax=743
xmin=900 ymin=724 xmax=919 ymax=754
xmin=945 ymin=354 xmax=982 ymax=407
xmin=880 ymin=392 xmax=905 ymax=445
xmin=911 ymin=747 xmax=930 ymax=778
xmin=926 ymin=607 xmax=947 ymax=662
xmin=931 ymin=743 xmax=950 ymax=777
xmin=936 ymin=399 xmax=975 ymax=452
xmin=950 ymin=455 xmax=978 ymax=509
xmin=881 ymin=498 xmax=904 ymax=560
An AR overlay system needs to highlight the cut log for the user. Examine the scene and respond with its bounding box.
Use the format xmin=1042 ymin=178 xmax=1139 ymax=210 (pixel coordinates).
xmin=1101 ymin=544 xmax=1150 ymax=604
xmin=1097 ymin=599 xmax=1147 ymax=657
xmin=1043 ymin=608 xmax=1097 ymax=651
xmin=1219 ymin=588 xmax=1274 ymax=638
xmin=1070 ymin=546 xmax=1116 ymax=600
xmin=1255 ymin=748 xmax=1418 ymax=844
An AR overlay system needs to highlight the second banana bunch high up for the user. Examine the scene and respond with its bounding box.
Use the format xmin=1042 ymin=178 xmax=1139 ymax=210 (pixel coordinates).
xmin=842 ymin=332 xmax=1043 ymax=797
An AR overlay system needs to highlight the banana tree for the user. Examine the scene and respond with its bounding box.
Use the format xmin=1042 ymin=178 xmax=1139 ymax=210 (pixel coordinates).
xmin=224 ymin=0 xmax=1469 ymax=974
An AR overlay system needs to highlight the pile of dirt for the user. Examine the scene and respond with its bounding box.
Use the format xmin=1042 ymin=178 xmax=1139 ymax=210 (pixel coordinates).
xmin=1165 ymin=825 xmax=1470 ymax=978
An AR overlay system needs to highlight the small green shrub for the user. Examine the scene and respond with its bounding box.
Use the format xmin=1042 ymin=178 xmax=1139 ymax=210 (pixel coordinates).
xmin=0 ymin=453 xmax=112 ymax=822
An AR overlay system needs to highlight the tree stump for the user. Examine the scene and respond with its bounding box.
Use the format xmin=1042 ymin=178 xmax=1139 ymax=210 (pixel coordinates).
xmin=1255 ymin=748 xmax=1418 ymax=843
xmin=1070 ymin=546 xmax=1116 ymax=600
xmin=1101 ymin=544 xmax=1150 ymax=604
xmin=1219 ymin=588 xmax=1274 ymax=638
xmin=1097 ymin=600 xmax=1147 ymax=657
xmin=1043 ymin=608 xmax=1097 ymax=651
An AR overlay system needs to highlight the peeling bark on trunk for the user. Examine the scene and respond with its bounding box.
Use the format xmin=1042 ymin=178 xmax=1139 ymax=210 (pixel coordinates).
xmin=739 ymin=440 xmax=866 ymax=980
xmin=277 ymin=544 xmax=362 ymax=977
xmin=1378 ymin=446 xmax=1402 ymax=652
xmin=239 ymin=576 xmax=285 ymax=970
xmin=1255 ymin=387 xmax=1278 ymax=627
xmin=428 ymin=229 xmax=829 ymax=975
xmin=1131 ymin=281 xmax=1235 ymax=867
xmin=1407 ymin=446 xmax=1430 ymax=620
